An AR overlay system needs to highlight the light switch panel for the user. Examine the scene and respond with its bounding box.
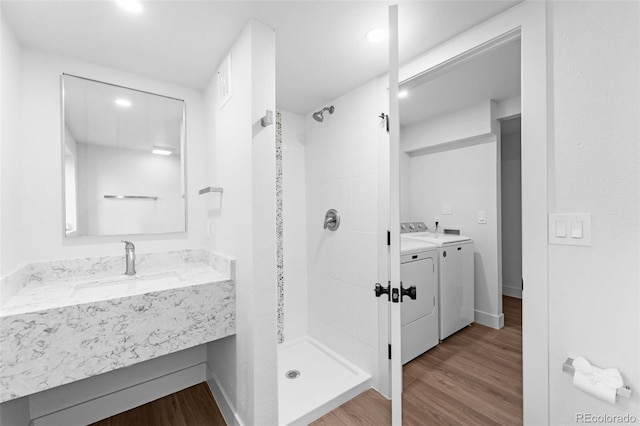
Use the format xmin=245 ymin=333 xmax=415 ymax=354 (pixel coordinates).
xmin=571 ymin=221 xmax=583 ymax=238
xmin=477 ymin=211 xmax=486 ymax=224
xmin=442 ymin=203 xmax=453 ymax=215
xmin=549 ymin=213 xmax=591 ymax=246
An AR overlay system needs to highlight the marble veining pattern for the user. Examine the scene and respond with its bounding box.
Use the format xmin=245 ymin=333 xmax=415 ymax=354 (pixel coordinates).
xmin=0 ymin=250 xmax=235 ymax=403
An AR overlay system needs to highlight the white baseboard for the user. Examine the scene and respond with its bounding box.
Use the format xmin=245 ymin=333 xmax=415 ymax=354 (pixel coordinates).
xmin=31 ymin=363 xmax=206 ymax=426
xmin=503 ymin=285 xmax=523 ymax=299
xmin=475 ymin=309 xmax=504 ymax=329
xmin=206 ymin=365 xmax=243 ymax=426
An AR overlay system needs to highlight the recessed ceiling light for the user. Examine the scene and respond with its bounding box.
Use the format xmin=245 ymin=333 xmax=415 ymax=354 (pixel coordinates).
xmin=115 ymin=98 xmax=132 ymax=108
xmin=398 ymin=90 xmax=409 ymax=99
xmin=366 ymin=28 xmax=388 ymax=43
xmin=115 ymin=0 xmax=143 ymax=14
xmin=152 ymin=147 xmax=173 ymax=156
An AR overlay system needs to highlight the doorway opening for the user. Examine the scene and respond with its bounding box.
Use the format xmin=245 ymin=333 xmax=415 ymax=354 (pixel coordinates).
xmin=394 ymin=35 xmax=524 ymax=421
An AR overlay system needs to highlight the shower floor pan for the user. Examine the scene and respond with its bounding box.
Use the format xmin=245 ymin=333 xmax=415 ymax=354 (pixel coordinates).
xmin=278 ymin=336 xmax=371 ymax=426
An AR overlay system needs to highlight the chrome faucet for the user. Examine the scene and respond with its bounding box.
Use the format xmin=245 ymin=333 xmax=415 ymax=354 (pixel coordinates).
xmin=122 ymin=240 xmax=136 ymax=275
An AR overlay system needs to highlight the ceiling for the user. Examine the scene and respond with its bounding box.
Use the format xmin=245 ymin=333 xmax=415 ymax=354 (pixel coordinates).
xmin=400 ymin=39 xmax=521 ymax=126
xmin=2 ymin=1 xmax=521 ymax=115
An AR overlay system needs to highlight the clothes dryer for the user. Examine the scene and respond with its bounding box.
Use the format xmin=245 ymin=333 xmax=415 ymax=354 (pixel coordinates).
xmin=400 ymin=239 xmax=439 ymax=364
xmin=402 ymin=223 xmax=475 ymax=340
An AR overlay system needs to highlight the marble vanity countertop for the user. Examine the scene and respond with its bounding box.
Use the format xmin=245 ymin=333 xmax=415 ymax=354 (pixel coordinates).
xmin=0 ymin=249 xmax=235 ymax=403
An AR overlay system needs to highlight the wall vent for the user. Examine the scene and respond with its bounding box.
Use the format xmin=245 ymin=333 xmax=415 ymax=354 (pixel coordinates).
xmin=218 ymin=53 xmax=232 ymax=108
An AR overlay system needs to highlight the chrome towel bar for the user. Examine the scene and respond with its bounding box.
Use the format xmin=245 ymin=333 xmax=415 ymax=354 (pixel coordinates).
xmin=199 ymin=187 xmax=224 ymax=195
xmin=104 ymin=195 xmax=158 ymax=200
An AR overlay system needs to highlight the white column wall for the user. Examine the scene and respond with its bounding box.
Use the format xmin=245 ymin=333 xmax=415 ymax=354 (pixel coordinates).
xmin=205 ymin=20 xmax=277 ymax=426
xmin=547 ymin=2 xmax=639 ymax=422
xmin=0 ymin=13 xmax=24 ymax=274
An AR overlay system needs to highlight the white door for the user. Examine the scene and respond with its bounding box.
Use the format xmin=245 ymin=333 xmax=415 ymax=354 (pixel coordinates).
xmin=387 ymin=4 xmax=403 ymax=425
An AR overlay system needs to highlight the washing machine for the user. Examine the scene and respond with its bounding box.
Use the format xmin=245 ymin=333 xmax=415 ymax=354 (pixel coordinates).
xmin=400 ymin=238 xmax=439 ymax=364
xmin=402 ymin=223 xmax=475 ymax=340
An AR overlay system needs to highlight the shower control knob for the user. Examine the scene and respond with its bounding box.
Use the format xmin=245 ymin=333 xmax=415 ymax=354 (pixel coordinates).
xmin=409 ymin=223 xmax=416 ymax=230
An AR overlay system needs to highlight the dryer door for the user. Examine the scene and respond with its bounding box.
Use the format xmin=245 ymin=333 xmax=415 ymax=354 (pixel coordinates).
xmin=400 ymin=253 xmax=436 ymax=326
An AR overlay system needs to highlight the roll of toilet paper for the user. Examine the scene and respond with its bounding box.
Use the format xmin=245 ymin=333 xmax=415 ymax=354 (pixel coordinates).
xmin=572 ymin=357 xmax=623 ymax=405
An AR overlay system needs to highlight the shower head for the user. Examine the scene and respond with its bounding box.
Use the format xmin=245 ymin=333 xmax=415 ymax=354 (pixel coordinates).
xmin=312 ymin=111 xmax=324 ymax=122
xmin=312 ymin=106 xmax=335 ymax=122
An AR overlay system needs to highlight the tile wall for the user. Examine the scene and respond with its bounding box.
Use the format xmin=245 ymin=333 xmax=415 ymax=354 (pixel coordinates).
xmin=280 ymin=110 xmax=308 ymax=343
xmin=304 ymin=80 xmax=381 ymax=377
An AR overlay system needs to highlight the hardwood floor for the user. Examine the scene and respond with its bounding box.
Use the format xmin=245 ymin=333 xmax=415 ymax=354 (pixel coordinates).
xmin=91 ymin=297 xmax=521 ymax=426
xmin=89 ymin=383 xmax=225 ymax=426
xmin=314 ymin=296 xmax=523 ymax=426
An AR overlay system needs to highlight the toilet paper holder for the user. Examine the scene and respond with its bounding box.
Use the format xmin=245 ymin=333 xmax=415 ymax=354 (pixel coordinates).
xmin=563 ymin=357 xmax=632 ymax=398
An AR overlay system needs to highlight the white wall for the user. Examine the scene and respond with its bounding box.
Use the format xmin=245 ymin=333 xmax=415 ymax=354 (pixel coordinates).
xmin=2 ymin=48 xmax=208 ymax=271
xmin=305 ymin=79 xmax=381 ymax=385
xmin=0 ymin=13 xmax=23 ymax=274
xmin=399 ymin=151 xmax=412 ymax=222
xmin=0 ymin=396 xmax=30 ymax=426
xmin=203 ymin=26 xmax=251 ymax=424
xmin=205 ymin=20 xmax=277 ymax=426
xmin=280 ymin=110 xmax=308 ymax=342
xmin=75 ymin=144 xmax=183 ymax=236
xmin=401 ymin=100 xmax=493 ymax=154
xmin=548 ymin=1 xmax=639 ymax=422
xmin=401 ymin=102 xmax=503 ymax=327
xmin=500 ymin=118 xmax=522 ymax=298
xmin=0 ymin=43 xmax=211 ymax=424
xmin=248 ymin=21 xmax=277 ymax=425
xmin=408 ymin=136 xmax=502 ymax=327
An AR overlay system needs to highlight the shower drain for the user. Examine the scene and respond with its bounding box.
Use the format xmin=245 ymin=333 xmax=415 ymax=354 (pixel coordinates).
xmin=285 ymin=370 xmax=301 ymax=379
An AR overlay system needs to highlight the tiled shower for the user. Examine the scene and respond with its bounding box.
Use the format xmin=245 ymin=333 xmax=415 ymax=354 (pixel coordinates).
xmin=277 ymin=78 xmax=388 ymax=424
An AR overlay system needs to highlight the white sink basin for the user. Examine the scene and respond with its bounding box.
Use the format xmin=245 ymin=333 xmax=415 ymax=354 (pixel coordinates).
xmin=71 ymin=271 xmax=181 ymax=299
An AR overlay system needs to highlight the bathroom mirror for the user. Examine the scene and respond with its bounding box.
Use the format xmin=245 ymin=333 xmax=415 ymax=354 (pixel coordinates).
xmin=62 ymin=74 xmax=186 ymax=237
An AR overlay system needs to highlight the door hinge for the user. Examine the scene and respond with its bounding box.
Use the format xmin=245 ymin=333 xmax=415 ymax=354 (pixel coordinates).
xmin=387 ymin=230 xmax=391 ymax=246
xmin=388 ymin=344 xmax=392 ymax=360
